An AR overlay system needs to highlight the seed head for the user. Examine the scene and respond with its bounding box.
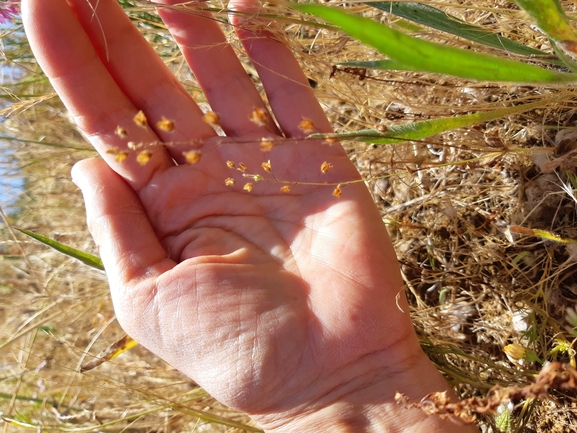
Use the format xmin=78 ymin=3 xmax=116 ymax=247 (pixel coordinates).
xmin=226 ymin=160 xmax=236 ymax=169
xmin=332 ymin=184 xmax=342 ymax=198
xmin=261 ymin=160 xmax=272 ymax=173
xmin=225 ymin=178 xmax=235 ymax=186
xmin=260 ymin=137 xmax=275 ymax=151
xmin=298 ymin=118 xmax=316 ymax=134
xmin=243 ymin=183 xmax=254 ymax=192
xmin=136 ymin=150 xmax=153 ymax=165
xmin=115 ymin=125 xmax=128 ymax=138
xmin=323 ymin=137 xmax=339 ymax=145
xmin=133 ymin=110 xmax=148 ymax=128
xmin=106 ymin=147 xmax=129 ymax=162
xmin=183 ymin=150 xmax=202 ymax=164
xmin=249 ymin=108 xmax=268 ymax=127
xmin=238 ymin=162 xmax=247 ymax=172
xmin=157 ymin=116 xmax=175 ymax=132
xmin=203 ymin=111 xmax=220 ymax=126
xmin=320 ymin=161 xmax=333 ymax=173
xmin=280 ymin=185 xmax=291 ymax=193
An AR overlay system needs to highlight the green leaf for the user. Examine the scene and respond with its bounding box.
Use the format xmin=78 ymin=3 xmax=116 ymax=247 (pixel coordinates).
xmin=338 ymin=59 xmax=422 ymax=72
xmin=15 ymin=228 xmax=104 ymax=270
xmin=514 ymin=0 xmax=576 ymax=42
xmin=293 ymin=3 xmax=577 ymax=83
xmin=513 ymin=0 xmax=577 ymax=71
xmin=370 ymin=2 xmax=548 ymax=58
xmin=311 ymin=99 xmax=554 ymax=145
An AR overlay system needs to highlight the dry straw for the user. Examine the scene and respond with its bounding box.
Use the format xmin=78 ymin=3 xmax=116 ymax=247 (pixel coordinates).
xmin=2 ymin=0 xmax=577 ymax=431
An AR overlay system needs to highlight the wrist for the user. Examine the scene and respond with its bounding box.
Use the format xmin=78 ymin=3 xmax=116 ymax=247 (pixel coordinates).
xmin=252 ymin=347 xmax=479 ymax=433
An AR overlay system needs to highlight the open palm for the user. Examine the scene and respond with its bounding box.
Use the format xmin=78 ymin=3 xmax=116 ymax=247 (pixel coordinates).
xmin=23 ymin=0 xmax=468 ymax=431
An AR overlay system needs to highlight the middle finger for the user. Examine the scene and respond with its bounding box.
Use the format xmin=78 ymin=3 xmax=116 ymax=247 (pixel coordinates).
xmin=67 ymin=0 xmax=220 ymax=155
xmin=155 ymin=0 xmax=281 ymax=137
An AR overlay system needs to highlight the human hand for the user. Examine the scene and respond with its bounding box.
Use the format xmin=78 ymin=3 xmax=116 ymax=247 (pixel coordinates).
xmin=23 ymin=0 xmax=477 ymax=431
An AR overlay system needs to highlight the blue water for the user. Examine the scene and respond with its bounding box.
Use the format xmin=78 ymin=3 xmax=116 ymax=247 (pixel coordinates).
xmin=0 ymin=141 xmax=24 ymax=216
xmin=0 ymin=21 xmax=26 ymax=217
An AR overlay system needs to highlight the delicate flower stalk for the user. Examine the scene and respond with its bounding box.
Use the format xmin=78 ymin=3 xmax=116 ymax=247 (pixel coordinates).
xmin=0 ymin=1 xmax=19 ymax=24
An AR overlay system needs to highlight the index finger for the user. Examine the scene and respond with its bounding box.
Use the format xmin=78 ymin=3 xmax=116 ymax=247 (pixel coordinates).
xmin=22 ymin=0 xmax=174 ymax=188
xmin=64 ymin=0 xmax=220 ymax=157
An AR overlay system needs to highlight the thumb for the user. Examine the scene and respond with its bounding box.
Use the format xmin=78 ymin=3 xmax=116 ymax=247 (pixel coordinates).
xmin=71 ymin=157 xmax=174 ymax=291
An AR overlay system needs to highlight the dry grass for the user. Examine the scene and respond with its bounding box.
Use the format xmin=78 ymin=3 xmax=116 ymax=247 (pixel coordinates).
xmin=2 ymin=1 xmax=577 ymax=431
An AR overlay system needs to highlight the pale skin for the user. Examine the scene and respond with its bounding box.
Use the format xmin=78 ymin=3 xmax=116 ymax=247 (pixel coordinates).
xmin=23 ymin=0 xmax=478 ymax=431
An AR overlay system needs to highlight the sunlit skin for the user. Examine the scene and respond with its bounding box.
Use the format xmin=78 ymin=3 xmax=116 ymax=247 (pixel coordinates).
xmin=23 ymin=0 xmax=478 ymax=431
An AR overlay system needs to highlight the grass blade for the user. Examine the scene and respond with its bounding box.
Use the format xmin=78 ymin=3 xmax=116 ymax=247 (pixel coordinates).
xmin=293 ymin=3 xmax=577 ymax=83
xmin=311 ymin=99 xmax=555 ymax=144
xmin=370 ymin=2 xmax=548 ymax=58
xmin=0 ymin=135 xmax=96 ymax=151
xmin=15 ymin=227 xmax=104 ymax=270
xmin=509 ymin=226 xmax=577 ymax=245
xmin=338 ymin=59 xmax=422 ymax=72
xmin=80 ymin=334 xmax=138 ymax=373
xmin=514 ymin=0 xmax=576 ymax=42
xmin=513 ymin=0 xmax=577 ymax=70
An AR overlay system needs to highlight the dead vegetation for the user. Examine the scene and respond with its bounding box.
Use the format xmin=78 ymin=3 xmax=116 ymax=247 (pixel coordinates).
xmin=2 ymin=1 xmax=577 ymax=432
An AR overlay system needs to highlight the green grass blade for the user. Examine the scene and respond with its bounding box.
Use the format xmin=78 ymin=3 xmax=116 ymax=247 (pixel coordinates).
xmin=338 ymin=59 xmax=421 ymax=71
xmin=514 ymin=0 xmax=576 ymax=42
xmin=311 ymin=99 xmax=555 ymax=144
xmin=513 ymin=0 xmax=577 ymax=71
xmin=370 ymin=2 xmax=547 ymax=58
xmin=293 ymin=3 xmax=577 ymax=83
xmin=16 ymin=228 xmax=104 ymax=270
